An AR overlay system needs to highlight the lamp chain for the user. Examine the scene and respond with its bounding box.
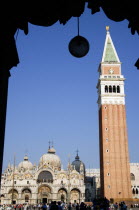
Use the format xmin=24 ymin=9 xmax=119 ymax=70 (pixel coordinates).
xmin=77 ymin=17 xmax=80 ymax=36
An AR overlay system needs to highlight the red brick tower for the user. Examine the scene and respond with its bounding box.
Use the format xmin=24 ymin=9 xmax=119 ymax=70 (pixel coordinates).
xmin=97 ymin=27 xmax=132 ymax=200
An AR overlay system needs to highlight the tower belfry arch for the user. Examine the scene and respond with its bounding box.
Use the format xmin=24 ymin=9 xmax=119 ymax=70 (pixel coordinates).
xmin=97 ymin=27 xmax=132 ymax=200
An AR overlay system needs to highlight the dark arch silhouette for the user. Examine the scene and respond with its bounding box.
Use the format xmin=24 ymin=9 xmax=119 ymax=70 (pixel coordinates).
xmin=113 ymin=85 xmax=116 ymax=93
xmin=109 ymin=85 xmax=112 ymax=93
xmin=105 ymin=85 xmax=108 ymax=93
xmin=0 ymin=1 xmax=139 ymax=73
xmin=22 ymin=188 xmax=32 ymax=194
xmin=117 ymin=86 xmax=120 ymax=93
xmin=58 ymin=188 xmax=68 ymax=193
xmin=132 ymin=188 xmax=135 ymax=194
xmin=8 ymin=189 xmax=18 ymax=194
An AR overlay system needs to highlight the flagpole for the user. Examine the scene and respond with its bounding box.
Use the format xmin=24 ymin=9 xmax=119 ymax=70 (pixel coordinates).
xmin=67 ymin=154 xmax=71 ymax=204
xmin=11 ymin=154 xmax=16 ymax=204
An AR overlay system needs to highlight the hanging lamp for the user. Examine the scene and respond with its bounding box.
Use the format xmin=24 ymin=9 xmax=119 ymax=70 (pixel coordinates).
xmin=68 ymin=17 xmax=90 ymax=58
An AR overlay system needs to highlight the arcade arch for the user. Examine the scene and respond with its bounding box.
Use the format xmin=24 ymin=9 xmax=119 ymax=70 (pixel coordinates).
xmin=21 ymin=188 xmax=32 ymax=203
xmin=104 ymin=85 xmax=121 ymax=93
xmin=70 ymin=188 xmax=81 ymax=203
xmin=38 ymin=185 xmax=52 ymax=204
xmin=57 ymin=188 xmax=67 ymax=203
xmin=8 ymin=189 xmax=18 ymax=204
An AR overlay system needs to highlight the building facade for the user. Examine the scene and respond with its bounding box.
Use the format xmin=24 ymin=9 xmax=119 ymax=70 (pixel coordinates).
xmin=97 ymin=27 xmax=132 ymax=200
xmin=0 ymin=147 xmax=95 ymax=205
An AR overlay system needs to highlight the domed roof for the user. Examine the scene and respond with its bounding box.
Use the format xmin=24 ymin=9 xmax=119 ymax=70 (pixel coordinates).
xmin=48 ymin=147 xmax=56 ymax=153
xmin=18 ymin=155 xmax=33 ymax=170
xmin=39 ymin=146 xmax=61 ymax=170
xmin=71 ymin=152 xmax=85 ymax=173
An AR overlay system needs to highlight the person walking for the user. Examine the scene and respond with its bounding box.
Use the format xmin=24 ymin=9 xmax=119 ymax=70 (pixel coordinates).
xmin=50 ymin=201 xmax=59 ymax=210
xmin=42 ymin=203 xmax=47 ymax=210
xmin=76 ymin=203 xmax=79 ymax=210
xmin=58 ymin=202 xmax=63 ymax=210
xmin=80 ymin=202 xmax=86 ymax=210
xmin=68 ymin=203 xmax=72 ymax=210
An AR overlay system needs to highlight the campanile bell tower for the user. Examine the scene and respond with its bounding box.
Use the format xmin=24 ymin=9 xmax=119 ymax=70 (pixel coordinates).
xmin=97 ymin=27 xmax=132 ymax=200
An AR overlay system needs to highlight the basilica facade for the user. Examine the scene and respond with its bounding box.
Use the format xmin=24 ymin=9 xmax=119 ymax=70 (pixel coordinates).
xmin=0 ymin=146 xmax=96 ymax=205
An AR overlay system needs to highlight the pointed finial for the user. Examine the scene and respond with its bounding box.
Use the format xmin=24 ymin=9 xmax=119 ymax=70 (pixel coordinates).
xmin=106 ymin=26 xmax=110 ymax=32
xmin=75 ymin=149 xmax=80 ymax=160
xmin=25 ymin=149 xmax=28 ymax=156
xmin=51 ymin=140 xmax=54 ymax=147
xmin=76 ymin=149 xmax=79 ymax=156
xmin=48 ymin=141 xmax=51 ymax=149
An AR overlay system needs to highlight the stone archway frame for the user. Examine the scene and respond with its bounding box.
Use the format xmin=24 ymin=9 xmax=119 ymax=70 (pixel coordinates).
xmin=70 ymin=188 xmax=81 ymax=203
xmin=57 ymin=188 xmax=67 ymax=202
xmin=8 ymin=188 xmax=19 ymax=203
xmin=38 ymin=184 xmax=52 ymax=202
xmin=21 ymin=187 xmax=32 ymax=202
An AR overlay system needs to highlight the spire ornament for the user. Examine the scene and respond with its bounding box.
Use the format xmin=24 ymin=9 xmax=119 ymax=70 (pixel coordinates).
xmin=106 ymin=26 xmax=110 ymax=31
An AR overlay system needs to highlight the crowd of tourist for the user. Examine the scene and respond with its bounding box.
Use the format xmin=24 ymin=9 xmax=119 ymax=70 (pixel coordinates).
xmin=0 ymin=202 xmax=92 ymax=210
xmin=92 ymin=198 xmax=139 ymax=210
xmin=0 ymin=199 xmax=139 ymax=210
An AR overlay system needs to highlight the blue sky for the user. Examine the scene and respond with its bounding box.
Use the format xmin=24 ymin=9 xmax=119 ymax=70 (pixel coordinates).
xmin=3 ymin=5 xmax=139 ymax=171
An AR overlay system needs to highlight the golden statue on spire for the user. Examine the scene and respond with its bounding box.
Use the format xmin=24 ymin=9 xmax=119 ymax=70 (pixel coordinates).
xmin=106 ymin=26 xmax=109 ymax=31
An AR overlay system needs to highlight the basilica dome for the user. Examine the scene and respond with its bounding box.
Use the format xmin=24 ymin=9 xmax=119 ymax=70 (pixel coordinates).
xmin=39 ymin=147 xmax=61 ymax=170
xmin=71 ymin=153 xmax=85 ymax=174
xmin=18 ymin=155 xmax=33 ymax=170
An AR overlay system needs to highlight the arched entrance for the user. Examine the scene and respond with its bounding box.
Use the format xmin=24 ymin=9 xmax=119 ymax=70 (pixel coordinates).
xmin=8 ymin=189 xmax=18 ymax=204
xmin=21 ymin=188 xmax=32 ymax=204
xmin=38 ymin=185 xmax=51 ymax=203
xmin=70 ymin=188 xmax=81 ymax=203
xmin=58 ymin=188 xmax=67 ymax=202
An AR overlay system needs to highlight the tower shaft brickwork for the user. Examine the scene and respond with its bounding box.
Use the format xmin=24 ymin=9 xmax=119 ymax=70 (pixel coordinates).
xmin=97 ymin=28 xmax=132 ymax=200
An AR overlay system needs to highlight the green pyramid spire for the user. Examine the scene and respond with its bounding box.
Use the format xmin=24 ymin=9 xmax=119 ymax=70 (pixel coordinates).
xmin=104 ymin=38 xmax=118 ymax=62
xmin=102 ymin=28 xmax=120 ymax=63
